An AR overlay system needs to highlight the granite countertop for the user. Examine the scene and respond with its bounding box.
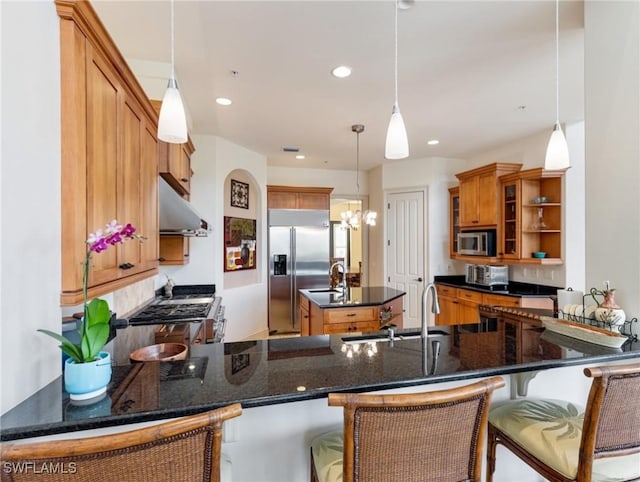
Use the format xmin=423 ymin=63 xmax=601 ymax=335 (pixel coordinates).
xmin=434 ymin=275 xmax=558 ymax=298
xmin=299 ymin=286 xmax=405 ymax=308
xmin=2 ymin=307 xmax=638 ymax=441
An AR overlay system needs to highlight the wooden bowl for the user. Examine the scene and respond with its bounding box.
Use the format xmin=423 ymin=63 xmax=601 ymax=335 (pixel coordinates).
xmin=130 ymin=343 xmax=188 ymax=363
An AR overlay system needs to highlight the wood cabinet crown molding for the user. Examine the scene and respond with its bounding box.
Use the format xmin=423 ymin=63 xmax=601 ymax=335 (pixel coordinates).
xmin=454 ymin=162 xmax=523 ymax=181
xmin=55 ymin=0 xmax=159 ymax=128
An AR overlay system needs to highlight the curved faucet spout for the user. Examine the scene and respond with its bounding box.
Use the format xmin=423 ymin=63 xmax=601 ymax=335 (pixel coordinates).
xmin=421 ymin=283 xmax=440 ymax=340
xmin=329 ymin=261 xmax=347 ymax=292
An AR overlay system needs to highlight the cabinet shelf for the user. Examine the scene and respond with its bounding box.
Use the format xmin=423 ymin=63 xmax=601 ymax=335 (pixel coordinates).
xmin=498 ymin=168 xmax=565 ymax=263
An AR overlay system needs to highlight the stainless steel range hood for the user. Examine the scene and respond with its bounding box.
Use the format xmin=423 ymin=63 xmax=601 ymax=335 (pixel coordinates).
xmin=159 ymin=177 xmax=210 ymax=237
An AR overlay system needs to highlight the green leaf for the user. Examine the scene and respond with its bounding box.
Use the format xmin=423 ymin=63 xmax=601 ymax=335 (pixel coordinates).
xmin=37 ymin=329 xmax=84 ymax=363
xmin=81 ymin=323 xmax=110 ymax=361
xmin=85 ymin=298 xmax=111 ymax=328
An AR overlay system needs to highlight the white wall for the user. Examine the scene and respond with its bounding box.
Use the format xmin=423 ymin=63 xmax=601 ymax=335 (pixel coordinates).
xmin=0 ymin=0 xmax=62 ymax=415
xmin=584 ymin=0 xmax=640 ymax=337
xmin=267 ymin=165 xmax=369 ymax=197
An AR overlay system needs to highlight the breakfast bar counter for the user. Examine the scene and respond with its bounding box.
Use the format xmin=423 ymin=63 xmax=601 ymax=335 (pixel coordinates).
xmin=2 ymin=307 xmax=639 ymax=441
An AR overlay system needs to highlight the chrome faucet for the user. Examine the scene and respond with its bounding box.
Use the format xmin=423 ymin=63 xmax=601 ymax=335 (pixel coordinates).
xmin=421 ymin=283 xmax=440 ymax=339
xmin=329 ymin=261 xmax=347 ymax=292
xmin=421 ymin=283 xmax=441 ymax=376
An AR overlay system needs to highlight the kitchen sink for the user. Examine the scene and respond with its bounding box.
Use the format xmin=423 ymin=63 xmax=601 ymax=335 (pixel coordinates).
xmin=157 ymin=297 xmax=214 ymax=305
xmin=341 ymin=330 xmax=449 ymax=344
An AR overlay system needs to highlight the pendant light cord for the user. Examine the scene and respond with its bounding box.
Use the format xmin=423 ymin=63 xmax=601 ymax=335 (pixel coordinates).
xmin=394 ymin=0 xmax=399 ymax=104
xmin=170 ymin=0 xmax=176 ymax=80
xmin=554 ymin=0 xmax=559 ymax=124
xmin=356 ymin=130 xmax=360 ymax=193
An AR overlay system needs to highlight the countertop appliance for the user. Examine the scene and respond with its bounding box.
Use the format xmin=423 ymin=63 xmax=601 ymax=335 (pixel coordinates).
xmin=268 ymin=209 xmax=330 ymax=335
xmin=465 ymin=264 xmax=509 ymax=289
xmin=127 ymin=284 xmax=225 ymax=343
xmin=457 ymin=230 xmax=496 ymax=256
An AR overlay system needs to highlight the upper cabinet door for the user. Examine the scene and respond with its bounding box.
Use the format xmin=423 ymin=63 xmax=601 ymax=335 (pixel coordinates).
xmin=85 ymin=44 xmax=121 ymax=287
xmin=58 ymin=2 xmax=159 ymax=305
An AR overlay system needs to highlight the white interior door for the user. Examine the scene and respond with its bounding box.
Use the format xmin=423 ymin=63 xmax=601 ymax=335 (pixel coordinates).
xmin=386 ymin=190 xmax=426 ymax=328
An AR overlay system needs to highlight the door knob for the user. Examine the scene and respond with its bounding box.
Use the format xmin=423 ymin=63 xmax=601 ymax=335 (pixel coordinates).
xmin=415 ymin=277 xmax=423 ymax=282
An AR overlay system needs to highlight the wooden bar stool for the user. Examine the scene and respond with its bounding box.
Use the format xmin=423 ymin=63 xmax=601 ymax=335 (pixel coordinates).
xmin=487 ymin=363 xmax=640 ymax=482
xmin=0 ymin=403 xmax=242 ymax=482
xmin=310 ymin=376 xmax=505 ymax=482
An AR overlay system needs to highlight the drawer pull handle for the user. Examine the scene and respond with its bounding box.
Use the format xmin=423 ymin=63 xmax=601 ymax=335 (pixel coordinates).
xmin=347 ymin=313 xmax=356 ymax=317
xmin=181 ymin=177 xmax=189 ymax=183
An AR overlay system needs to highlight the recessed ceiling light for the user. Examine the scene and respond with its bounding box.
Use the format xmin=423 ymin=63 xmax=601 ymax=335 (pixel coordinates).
xmin=295 ymin=155 xmax=305 ymax=160
xmin=331 ymin=65 xmax=352 ymax=78
xmin=427 ymin=139 xmax=440 ymax=146
xmin=215 ymin=97 xmax=232 ymax=106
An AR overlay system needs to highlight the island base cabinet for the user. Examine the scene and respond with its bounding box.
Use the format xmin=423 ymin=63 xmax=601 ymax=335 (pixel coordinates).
xmin=305 ymin=294 xmax=404 ymax=335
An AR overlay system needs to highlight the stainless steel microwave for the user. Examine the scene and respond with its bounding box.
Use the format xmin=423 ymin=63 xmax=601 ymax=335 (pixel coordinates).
xmin=457 ymin=230 xmax=496 ymax=256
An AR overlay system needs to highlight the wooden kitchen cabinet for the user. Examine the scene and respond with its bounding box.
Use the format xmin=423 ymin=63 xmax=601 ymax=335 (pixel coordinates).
xmin=435 ymin=284 xmax=554 ymax=326
xmin=159 ymin=236 xmax=190 ymax=265
xmin=435 ymin=286 xmax=481 ymax=326
xmin=499 ymin=168 xmax=565 ymax=264
xmin=58 ymin=1 xmax=159 ymax=305
xmin=267 ymin=185 xmax=333 ymax=210
xmin=456 ymin=163 xmax=522 ymax=228
xmin=449 ymin=187 xmax=460 ymax=257
xmin=305 ymin=294 xmax=404 ymax=335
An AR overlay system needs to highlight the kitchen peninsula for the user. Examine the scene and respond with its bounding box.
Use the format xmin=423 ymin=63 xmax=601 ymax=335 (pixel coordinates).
xmin=2 ymin=306 xmax=638 ymax=442
xmin=299 ymin=286 xmax=405 ymax=336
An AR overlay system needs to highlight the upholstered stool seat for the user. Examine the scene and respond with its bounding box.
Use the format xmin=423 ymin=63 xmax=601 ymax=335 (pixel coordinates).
xmin=489 ymin=398 xmax=640 ymax=481
xmin=487 ymin=363 xmax=640 ymax=482
xmin=310 ymin=430 xmax=344 ymax=482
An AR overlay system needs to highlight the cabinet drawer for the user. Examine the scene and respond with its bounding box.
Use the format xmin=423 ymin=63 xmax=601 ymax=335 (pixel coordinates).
xmin=456 ymin=289 xmax=483 ymax=304
xmin=323 ymin=321 xmax=379 ymax=334
xmin=483 ymin=293 xmax=520 ymax=307
xmin=436 ymin=285 xmax=457 ymax=298
xmin=325 ymin=307 xmax=377 ymax=324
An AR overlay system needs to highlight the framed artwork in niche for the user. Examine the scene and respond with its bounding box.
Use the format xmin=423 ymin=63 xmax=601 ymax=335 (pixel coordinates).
xmin=224 ymin=216 xmax=257 ymax=272
xmin=230 ymin=179 xmax=249 ymax=209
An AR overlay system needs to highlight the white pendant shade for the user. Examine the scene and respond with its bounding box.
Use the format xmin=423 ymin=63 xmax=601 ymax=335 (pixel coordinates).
xmin=385 ymin=103 xmax=409 ymax=160
xmin=544 ymin=123 xmax=570 ymax=170
xmin=158 ymin=81 xmax=188 ymax=144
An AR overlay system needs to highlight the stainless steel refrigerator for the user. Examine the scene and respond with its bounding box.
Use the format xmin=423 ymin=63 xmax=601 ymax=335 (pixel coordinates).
xmin=268 ymin=209 xmax=330 ymax=335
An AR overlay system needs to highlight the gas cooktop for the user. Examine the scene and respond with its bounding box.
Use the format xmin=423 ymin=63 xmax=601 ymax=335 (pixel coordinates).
xmin=128 ymin=284 xmax=216 ymax=325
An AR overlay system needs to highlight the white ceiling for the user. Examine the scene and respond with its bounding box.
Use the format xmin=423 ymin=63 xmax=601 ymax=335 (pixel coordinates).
xmin=92 ymin=0 xmax=585 ymax=172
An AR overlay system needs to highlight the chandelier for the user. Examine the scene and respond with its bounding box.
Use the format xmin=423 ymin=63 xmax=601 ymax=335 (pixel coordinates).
xmin=340 ymin=125 xmax=377 ymax=230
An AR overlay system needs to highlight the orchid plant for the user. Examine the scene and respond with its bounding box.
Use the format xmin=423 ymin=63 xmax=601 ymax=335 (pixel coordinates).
xmin=39 ymin=220 xmax=143 ymax=363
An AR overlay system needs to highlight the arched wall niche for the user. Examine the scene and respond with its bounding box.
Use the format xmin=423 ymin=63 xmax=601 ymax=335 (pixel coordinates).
xmin=223 ymin=169 xmax=262 ymax=289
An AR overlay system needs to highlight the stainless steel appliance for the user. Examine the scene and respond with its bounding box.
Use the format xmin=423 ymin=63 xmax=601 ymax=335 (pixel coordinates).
xmin=127 ymin=284 xmax=225 ymax=343
xmin=268 ymin=209 xmax=330 ymax=334
xmin=465 ymin=264 xmax=509 ymax=288
xmin=457 ymin=230 xmax=497 ymax=256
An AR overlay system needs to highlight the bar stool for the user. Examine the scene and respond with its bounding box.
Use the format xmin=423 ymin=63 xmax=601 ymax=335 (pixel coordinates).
xmin=0 ymin=403 xmax=242 ymax=482
xmin=487 ymin=363 xmax=640 ymax=482
xmin=310 ymin=376 xmax=505 ymax=482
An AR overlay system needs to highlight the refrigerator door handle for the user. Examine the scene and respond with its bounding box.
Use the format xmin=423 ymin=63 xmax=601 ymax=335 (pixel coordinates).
xmin=290 ymin=227 xmax=296 ymax=329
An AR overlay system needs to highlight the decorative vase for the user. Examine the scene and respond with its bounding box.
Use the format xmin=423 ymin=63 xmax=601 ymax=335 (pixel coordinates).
xmin=594 ymin=290 xmax=626 ymax=331
xmin=64 ymin=351 xmax=112 ymax=401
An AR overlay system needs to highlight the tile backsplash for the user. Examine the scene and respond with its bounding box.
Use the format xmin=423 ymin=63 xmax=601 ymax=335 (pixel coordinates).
xmin=113 ymin=277 xmax=155 ymax=318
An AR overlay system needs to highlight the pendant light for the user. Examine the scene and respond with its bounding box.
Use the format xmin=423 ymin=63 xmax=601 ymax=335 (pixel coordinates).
xmin=341 ymin=125 xmax=377 ymax=230
xmin=544 ymin=0 xmax=570 ymax=169
xmin=157 ymin=0 xmax=188 ymax=144
xmin=385 ymin=0 xmax=409 ymax=160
